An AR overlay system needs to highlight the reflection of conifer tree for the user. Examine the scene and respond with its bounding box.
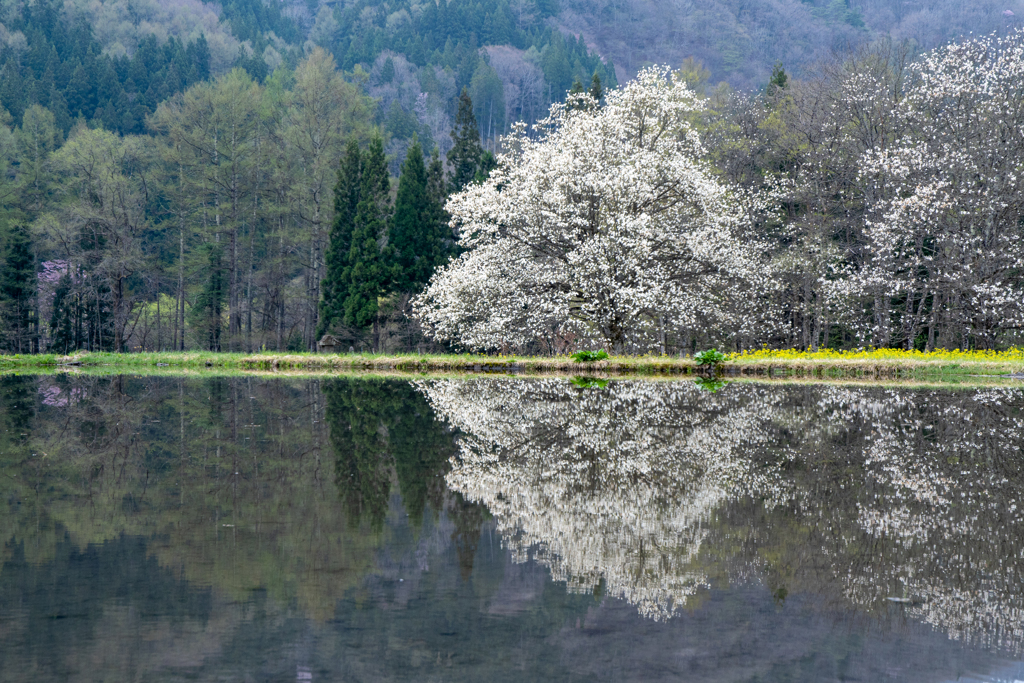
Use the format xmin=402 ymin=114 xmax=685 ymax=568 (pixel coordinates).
xmin=0 ymin=376 xmax=35 ymax=467
xmin=325 ymin=378 xmax=395 ymax=530
xmin=389 ymin=389 xmax=455 ymax=528
xmin=449 ymin=492 xmax=486 ymax=581
xmin=325 ymin=378 xmax=456 ymax=531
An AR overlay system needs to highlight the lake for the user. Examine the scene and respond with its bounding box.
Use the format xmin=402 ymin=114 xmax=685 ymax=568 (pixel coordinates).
xmin=0 ymin=374 xmax=1022 ymax=682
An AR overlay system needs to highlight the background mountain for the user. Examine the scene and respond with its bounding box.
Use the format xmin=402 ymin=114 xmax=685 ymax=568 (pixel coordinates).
xmin=558 ymin=0 xmax=1024 ymax=89
xmin=4 ymin=0 xmax=1020 ymax=149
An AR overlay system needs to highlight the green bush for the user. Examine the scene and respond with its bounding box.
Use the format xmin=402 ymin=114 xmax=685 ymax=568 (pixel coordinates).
xmin=571 ymin=349 xmax=610 ymax=363
xmin=693 ymin=348 xmax=726 ymax=367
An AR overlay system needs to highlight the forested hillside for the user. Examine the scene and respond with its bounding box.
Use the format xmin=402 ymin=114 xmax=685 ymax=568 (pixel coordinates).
xmin=559 ymin=0 xmax=1024 ymax=89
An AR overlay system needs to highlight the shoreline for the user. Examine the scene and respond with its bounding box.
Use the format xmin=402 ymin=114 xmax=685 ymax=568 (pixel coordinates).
xmin=0 ymin=351 xmax=1022 ymax=382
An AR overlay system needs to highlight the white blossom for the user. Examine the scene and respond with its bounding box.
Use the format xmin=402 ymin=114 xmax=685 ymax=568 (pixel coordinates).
xmin=415 ymin=68 xmax=777 ymax=352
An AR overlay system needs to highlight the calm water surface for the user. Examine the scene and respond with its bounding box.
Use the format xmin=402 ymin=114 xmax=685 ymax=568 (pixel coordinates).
xmin=1 ymin=374 xmax=1023 ymax=682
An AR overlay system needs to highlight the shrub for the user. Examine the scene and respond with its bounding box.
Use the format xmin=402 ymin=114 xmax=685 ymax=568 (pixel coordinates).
xmin=571 ymin=349 xmax=610 ymax=363
xmin=693 ymin=349 xmax=726 ymax=367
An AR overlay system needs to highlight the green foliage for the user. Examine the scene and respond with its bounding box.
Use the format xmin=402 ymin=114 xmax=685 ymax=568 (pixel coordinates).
xmin=571 ymin=349 xmax=609 ymax=363
xmin=0 ymin=224 xmax=37 ymax=353
xmin=0 ymin=0 xmax=211 ymax=136
xmin=694 ymin=349 xmax=726 ymax=367
xmin=694 ymin=348 xmax=726 ymax=367
xmin=589 ymin=72 xmax=604 ymax=102
xmin=320 ymin=139 xmax=363 ymax=338
xmin=189 ymin=244 xmax=227 ymax=351
xmin=390 ymin=140 xmax=451 ymax=293
xmin=470 ymin=63 xmax=506 ymax=138
xmin=768 ymin=62 xmax=788 ymax=92
xmin=570 ymin=376 xmax=610 ymax=389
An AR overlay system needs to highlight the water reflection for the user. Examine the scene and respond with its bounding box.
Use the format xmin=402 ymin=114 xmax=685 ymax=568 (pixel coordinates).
xmin=420 ymin=378 xmax=794 ymax=621
xmin=0 ymin=374 xmax=1022 ymax=681
xmin=422 ymin=378 xmax=1024 ymax=651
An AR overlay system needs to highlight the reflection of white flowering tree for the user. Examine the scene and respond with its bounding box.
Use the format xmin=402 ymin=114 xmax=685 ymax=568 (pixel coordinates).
xmin=806 ymin=386 xmax=1024 ymax=653
xmin=414 ymin=68 xmax=775 ymax=353
xmin=423 ymin=377 xmax=1024 ymax=650
xmin=419 ymin=378 xmax=791 ymax=620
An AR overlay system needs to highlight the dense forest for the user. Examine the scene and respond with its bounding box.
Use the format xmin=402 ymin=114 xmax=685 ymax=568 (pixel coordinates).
xmin=0 ymin=0 xmax=1021 ymax=354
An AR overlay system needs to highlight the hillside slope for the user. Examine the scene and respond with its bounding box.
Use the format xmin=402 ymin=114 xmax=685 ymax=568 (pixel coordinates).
xmin=558 ymin=0 xmax=1024 ymax=89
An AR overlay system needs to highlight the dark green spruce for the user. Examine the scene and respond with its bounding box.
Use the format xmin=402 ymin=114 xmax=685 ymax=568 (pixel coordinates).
xmin=344 ymin=136 xmax=394 ymax=332
xmin=390 ymin=140 xmax=453 ymax=292
xmin=319 ymin=140 xmax=362 ymax=338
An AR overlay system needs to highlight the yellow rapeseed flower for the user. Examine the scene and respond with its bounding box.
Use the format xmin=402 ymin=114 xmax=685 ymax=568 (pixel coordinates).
xmin=728 ymin=347 xmax=1024 ymax=362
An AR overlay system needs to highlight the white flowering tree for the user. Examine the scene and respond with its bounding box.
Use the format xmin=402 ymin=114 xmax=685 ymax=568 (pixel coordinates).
xmin=414 ymin=67 xmax=775 ymax=353
xmin=857 ymin=30 xmax=1024 ymax=349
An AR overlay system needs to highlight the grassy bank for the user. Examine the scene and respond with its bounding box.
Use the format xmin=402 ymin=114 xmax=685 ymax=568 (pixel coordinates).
xmin=0 ymin=348 xmax=1022 ymax=380
xmin=727 ymin=347 xmax=1024 ymax=380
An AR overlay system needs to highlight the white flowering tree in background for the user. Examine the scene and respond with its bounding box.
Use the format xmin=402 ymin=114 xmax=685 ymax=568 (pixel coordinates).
xmin=856 ymin=30 xmax=1024 ymax=349
xmin=414 ymin=68 xmax=775 ymax=353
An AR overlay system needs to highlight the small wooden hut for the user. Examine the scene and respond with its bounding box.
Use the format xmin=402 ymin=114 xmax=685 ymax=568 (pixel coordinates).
xmin=317 ymin=334 xmax=342 ymax=353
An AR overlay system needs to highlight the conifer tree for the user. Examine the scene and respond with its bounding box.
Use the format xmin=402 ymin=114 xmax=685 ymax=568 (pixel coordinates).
xmin=344 ymin=136 xmax=393 ymax=332
xmin=768 ymin=62 xmax=788 ymax=93
xmin=319 ymin=139 xmax=362 ymax=337
xmin=426 ymin=147 xmax=453 ymax=256
xmin=390 ymin=140 xmax=435 ymax=291
xmin=474 ymin=150 xmax=497 ymax=184
xmin=189 ymin=244 xmax=226 ymax=351
xmin=447 ymin=88 xmax=484 ymax=193
xmin=590 ymin=72 xmax=604 ymax=103
xmin=0 ymin=224 xmax=36 ymax=353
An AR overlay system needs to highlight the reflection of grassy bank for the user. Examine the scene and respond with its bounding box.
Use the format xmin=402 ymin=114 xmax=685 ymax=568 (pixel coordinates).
xmin=1 ymin=350 xmax=1022 ymax=380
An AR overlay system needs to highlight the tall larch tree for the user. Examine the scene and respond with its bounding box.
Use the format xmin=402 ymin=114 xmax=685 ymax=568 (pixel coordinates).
xmin=284 ymin=48 xmax=374 ymax=349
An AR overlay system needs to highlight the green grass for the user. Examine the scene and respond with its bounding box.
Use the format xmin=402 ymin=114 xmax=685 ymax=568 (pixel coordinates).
xmin=0 ymin=350 xmax=1021 ymax=382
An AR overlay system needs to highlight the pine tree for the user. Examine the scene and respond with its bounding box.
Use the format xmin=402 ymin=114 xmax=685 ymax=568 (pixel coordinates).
xmin=319 ymin=139 xmax=362 ymax=338
xmin=589 ymin=71 xmax=604 ymax=103
xmin=390 ymin=139 xmax=434 ymax=291
xmin=567 ymin=76 xmax=586 ymax=111
xmin=344 ymin=135 xmax=393 ymax=331
xmin=0 ymin=224 xmax=36 ymax=353
xmin=447 ymin=88 xmax=483 ymax=193
xmin=768 ymin=62 xmax=788 ymax=93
